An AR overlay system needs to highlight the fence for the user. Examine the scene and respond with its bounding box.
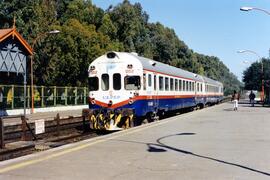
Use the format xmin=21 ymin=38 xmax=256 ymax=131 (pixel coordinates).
xmin=0 ymin=85 xmax=88 ymax=110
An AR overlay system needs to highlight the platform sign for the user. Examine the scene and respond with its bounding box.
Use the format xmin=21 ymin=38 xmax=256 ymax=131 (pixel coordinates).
xmin=35 ymin=119 xmax=45 ymax=134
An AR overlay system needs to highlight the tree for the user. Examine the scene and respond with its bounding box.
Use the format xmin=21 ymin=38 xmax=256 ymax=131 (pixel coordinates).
xmin=0 ymin=0 xmax=242 ymax=94
xmin=243 ymin=59 xmax=270 ymax=101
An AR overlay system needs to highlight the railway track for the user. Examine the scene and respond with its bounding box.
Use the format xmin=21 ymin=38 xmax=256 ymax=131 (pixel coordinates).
xmin=0 ymin=115 xmax=104 ymax=161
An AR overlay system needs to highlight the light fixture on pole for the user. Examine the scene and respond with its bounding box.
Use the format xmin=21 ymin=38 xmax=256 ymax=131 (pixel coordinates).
xmin=237 ymin=50 xmax=264 ymax=103
xmin=31 ymin=30 xmax=60 ymax=113
xmin=240 ymin=6 xmax=270 ymax=15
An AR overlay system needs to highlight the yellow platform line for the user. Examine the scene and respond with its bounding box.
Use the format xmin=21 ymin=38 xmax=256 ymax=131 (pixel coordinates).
xmin=0 ymin=117 xmax=174 ymax=174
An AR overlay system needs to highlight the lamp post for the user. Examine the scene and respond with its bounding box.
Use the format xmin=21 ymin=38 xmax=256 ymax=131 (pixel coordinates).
xmin=240 ymin=6 xmax=270 ymax=15
xmin=237 ymin=50 xmax=264 ymax=103
xmin=239 ymin=6 xmax=270 ymax=104
xmin=30 ymin=30 xmax=60 ymax=113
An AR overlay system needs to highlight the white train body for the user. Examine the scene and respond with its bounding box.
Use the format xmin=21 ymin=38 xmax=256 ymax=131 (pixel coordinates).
xmin=87 ymin=52 xmax=223 ymax=129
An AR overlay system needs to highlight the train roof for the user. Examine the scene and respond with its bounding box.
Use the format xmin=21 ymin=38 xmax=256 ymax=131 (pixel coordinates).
xmin=92 ymin=52 xmax=222 ymax=85
xmin=202 ymin=76 xmax=223 ymax=86
xmin=127 ymin=53 xmax=203 ymax=82
xmin=128 ymin=53 xmax=222 ymax=85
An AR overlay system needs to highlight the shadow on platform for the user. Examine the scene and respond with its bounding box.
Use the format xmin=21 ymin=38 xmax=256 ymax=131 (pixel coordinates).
xmin=113 ymin=132 xmax=270 ymax=177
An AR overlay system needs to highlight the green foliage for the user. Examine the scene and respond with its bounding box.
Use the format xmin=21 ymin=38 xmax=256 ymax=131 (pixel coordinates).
xmin=0 ymin=0 xmax=241 ymax=95
xmin=243 ymin=59 xmax=270 ymax=101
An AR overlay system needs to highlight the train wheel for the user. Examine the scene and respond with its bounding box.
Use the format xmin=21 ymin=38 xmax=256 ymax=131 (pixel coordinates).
xmin=157 ymin=110 xmax=165 ymax=120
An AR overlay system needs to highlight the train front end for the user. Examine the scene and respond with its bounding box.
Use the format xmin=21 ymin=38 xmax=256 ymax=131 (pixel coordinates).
xmin=87 ymin=52 xmax=142 ymax=130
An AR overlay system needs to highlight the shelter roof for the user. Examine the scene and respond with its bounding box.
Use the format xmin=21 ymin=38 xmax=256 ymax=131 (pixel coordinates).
xmin=0 ymin=28 xmax=33 ymax=55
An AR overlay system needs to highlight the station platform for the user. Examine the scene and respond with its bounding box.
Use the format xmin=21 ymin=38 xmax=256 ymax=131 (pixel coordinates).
xmin=0 ymin=102 xmax=270 ymax=179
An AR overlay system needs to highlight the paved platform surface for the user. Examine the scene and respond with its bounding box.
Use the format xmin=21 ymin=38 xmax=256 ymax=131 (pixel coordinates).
xmin=0 ymin=102 xmax=270 ymax=180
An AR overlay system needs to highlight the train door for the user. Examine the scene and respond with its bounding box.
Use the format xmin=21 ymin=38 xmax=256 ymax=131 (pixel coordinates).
xmin=153 ymin=74 xmax=159 ymax=113
xmin=146 ymin=73 xmax=157 ymax=112
xmin=195 ymin=81 xmax=197 ymax=99
xmin=145 ymin=72 xmax=158 ymax=121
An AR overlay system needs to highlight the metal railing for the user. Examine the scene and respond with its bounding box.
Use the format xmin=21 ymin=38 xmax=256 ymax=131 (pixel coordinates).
xmin=0 ymin=85 xmax=88 ymax=110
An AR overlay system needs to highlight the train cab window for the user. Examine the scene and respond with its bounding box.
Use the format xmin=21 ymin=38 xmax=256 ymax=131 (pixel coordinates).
xmin=101 ymin=74 xmax=109 ymax=91
xmin=89 ymin=77 xmax=99 ymax=91
xmin=113 ymin=73 xmax=121 ymax=90
xmin=165 ymin=77 xmax=169 ymax=91
xmin=159 ymin=76 xmax=164 ymax=90
xmin=124 ymin=76 xmax=141 ymax=90
xmin=170 ymin=78 xmax=174 ymax=91
xmin=175 ymin=79 xmax=178 ymax=91
xmin=154 ymin=75 xmax=157 ymax=90
xmin=183 ymin=80 xmax=186 ymax=91
xmin=148 ymin=74 xmax=152 ymax=87
xmin=179 ymin=80 xmax=182 ymax=91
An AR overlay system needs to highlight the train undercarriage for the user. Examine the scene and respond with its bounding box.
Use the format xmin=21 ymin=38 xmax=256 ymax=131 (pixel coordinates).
xmin=83 ymin=108 xmax=135 ymax=131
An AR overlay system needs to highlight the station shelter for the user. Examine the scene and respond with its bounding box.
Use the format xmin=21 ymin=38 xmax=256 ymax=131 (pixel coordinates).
xmin=0 ymin=27 xmax=33 ymax=116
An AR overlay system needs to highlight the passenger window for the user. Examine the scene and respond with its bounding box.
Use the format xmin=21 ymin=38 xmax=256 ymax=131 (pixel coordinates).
xmin=113 ymin=73 xmax=121 ymax=90
xmin=165 ymin=77 xmax=169 ymax=91
xmin=124 ymin=76 xmax=141 ymax=90
xmin=192 ymin=82 xmax=194 ymax=91
xmin=148 ymin=74 xmax=152 ymax=87
xmin=189 ymin=82 xmax=191 ymax=91
xmin=154 ymin=75 xmax=157 ymax=90
xmin=170 ymin=78 xmax=174 ymax=91
xmin=183 ymin=80 xmax=186 ymax=91
xmin=186 ymin=81 xmax=188 ymax=91
xmin=143 ymin=74 xmax=146 ymax=90
xmin=89 ymin=77 xmax=99 ymax=91
xmin=101 ymin=74 xmax=109 ymax=91
xmin=179 ymin=80 xmax=182 ymax=91
xmin=159 ymin=76 xmax=164 ymax=91
xmin=175 ymin=79 xmax=178 ymax=91
xmin=197 ymin=83 xmax=200 ymax=92
xmin=201 ymin=84 xmax=203 ymax=92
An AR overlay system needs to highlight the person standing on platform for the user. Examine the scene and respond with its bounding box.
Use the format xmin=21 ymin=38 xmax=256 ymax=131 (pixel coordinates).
xmin=231 ymin=90 xmax=240 ymax=111
xmin=249 ymin=91 xmax=256 ymax=107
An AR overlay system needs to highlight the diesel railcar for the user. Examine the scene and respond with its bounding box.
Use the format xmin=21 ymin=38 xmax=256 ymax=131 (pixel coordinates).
xmin=87 ymin=52 xmax=223 ymax=130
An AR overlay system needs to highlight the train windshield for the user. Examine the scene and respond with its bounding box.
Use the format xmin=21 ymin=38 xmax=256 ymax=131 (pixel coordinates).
xmin=88 ymin=77 xmax=99 ymax=91
xmin=124 ymin=76 xmax=141 ymax=90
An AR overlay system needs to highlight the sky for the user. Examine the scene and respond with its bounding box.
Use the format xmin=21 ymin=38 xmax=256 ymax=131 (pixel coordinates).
xmin=92 ymin=0 xmax=270 ymax=81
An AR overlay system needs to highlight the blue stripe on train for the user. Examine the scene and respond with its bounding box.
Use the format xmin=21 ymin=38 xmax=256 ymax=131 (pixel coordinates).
xmin=89 ymin=96 xmax=223 ymax=117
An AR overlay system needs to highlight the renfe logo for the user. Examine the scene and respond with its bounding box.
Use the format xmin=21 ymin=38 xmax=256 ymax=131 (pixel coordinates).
xmin=102 ymin=95 xmax=121 ymax=100
xmin=106 ymin=64 xmax=116 ymax=70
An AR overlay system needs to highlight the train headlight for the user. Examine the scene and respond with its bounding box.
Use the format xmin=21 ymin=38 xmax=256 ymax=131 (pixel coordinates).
xmin=108 ymin=100 xmax=113 ymax=107
xmin=129 ymin=100 xmax=134 ymax=104
xmin=91 ymin=100 xmax=96 ymax=105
